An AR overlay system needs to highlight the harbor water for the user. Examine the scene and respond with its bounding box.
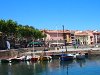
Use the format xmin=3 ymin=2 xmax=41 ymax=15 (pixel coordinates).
xmin=0 ymin=56 xmax=100 ymax=75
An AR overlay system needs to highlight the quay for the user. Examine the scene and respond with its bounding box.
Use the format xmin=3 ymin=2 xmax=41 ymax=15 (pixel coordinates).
xmin=0 ymin=47 xmax=100 ymax=59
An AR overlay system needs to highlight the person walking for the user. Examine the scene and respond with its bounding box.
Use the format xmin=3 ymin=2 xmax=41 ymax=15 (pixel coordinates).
xmin=6 ymin=40 xmax=10 ymax=50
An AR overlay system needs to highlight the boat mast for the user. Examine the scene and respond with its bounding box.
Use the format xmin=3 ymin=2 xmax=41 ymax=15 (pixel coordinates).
xmin=33 ymin=39 xmax=35 ymax=57
xmin=56 ymin=26 xmax=58 ymax=47
xmin=62 ymin=25 xmax=67 ymax=53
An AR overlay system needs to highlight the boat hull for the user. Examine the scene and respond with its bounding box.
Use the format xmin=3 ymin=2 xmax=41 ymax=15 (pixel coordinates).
xmin=60 ymin=54 xmax=74 ymax=61
xmin=60 ymin=56 xmax=73 ymax=61
xmin=76 ymin=55 xmax=85 ymax=60
xmin=31 ymin=58 xmax=38 ymax=62
xmin=40 ymin=56 xmax=52 ymax=61
xmin=50 ymin=55 xmax=61 ymax=59
xmin=1 ymin=59 xmax=10 ymax=63
xmin=11 ymin=59 xmax=21 ymax=63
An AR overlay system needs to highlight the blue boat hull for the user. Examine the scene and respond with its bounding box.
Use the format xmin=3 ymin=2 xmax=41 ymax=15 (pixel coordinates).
xmin=60 ymin=54 xmax=73 ymax=61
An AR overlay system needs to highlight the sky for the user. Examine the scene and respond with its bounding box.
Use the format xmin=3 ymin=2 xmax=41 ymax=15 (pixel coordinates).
xmin=0 ymin=0 xmax=100 ymax=31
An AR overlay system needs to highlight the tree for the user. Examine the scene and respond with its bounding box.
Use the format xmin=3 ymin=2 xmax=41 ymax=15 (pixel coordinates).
xmin=0 ymin=19 xmax=47 ymax=49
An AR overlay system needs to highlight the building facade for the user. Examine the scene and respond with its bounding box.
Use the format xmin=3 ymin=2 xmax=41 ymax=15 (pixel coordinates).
xmin=41 ymin=30 xmax=100 ymax=45
xmin=93 ymin=31 xmax=100 ymax=44
xmin=42 ymin=30 xmax=71 ymax=44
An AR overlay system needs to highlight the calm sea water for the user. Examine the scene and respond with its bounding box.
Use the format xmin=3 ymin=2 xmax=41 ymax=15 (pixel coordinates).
xmin=0 ymin=56 xmax=100 ymax=75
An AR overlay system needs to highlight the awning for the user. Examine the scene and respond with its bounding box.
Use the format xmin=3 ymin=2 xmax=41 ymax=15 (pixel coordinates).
xmin=29 ymin=42 xmax=43 ymax=45
xmin=50 ymin=43 xmax=64 ymax=45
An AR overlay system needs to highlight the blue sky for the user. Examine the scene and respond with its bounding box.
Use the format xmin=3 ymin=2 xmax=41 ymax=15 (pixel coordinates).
xmin=0 ymin=0 xmax=100 ymax=31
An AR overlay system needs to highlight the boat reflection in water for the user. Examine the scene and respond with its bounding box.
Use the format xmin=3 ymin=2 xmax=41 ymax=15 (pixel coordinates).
xmin=76 ymin=59 xmax=86 ymax=67
xmin=60 ymin=60 xmax=74 ymax=75
xmin=1 ymin=57 xmax=100 ymax=75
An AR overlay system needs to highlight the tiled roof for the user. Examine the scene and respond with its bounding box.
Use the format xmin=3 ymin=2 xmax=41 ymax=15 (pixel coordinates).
xmin=75 ymin=31 xmax=88 ymax=36
xmin=44 ymin=30 xmax=70 ymax=34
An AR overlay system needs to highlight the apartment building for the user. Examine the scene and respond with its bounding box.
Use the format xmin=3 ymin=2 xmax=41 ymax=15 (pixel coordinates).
xmin=93 ymin=31 xmax=100 ymax=44
xmin=75 ymin=31 xmax=88 ymax=45
xmin=41 ymin=30 xmax=100 ymax=45
xmin=42 ymin=30 xmax=71 ymax=44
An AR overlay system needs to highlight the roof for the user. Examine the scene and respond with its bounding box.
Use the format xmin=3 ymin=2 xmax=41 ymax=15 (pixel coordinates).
xmin=50 ymin=42 xmax=64 ymax=45
xmin=43 ymin=30 xmax=70 ymax=34
xmin=29 ymin=42 xmax=43 ymax=45
xmin=93 ymin=32 xmax=100 ymax=34
xmin=75 ymin=31 xmax=88 ymax=36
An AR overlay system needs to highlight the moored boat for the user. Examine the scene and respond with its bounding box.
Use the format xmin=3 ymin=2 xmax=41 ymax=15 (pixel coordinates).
xmin=39 ymin=56 xmax=52 ymax=61
xmin=23 ymin=55 xmax=32 ymax=61
xmin=60 ymin=54 xmax=74 ymax=61
xmin=50 ymin=54 xmax=61 ymax=59
xmin=76 ymin=53 xmax=85 ymax=60
xmin=11 ymin=57 xmax=21 ymax=63
xmin=0 ymin=59 xmax=10 ymax=63
xmin=39 ymin=50 xmax=52 ymax=61
xmin=31 ymin=55 xmax=40 ymax=62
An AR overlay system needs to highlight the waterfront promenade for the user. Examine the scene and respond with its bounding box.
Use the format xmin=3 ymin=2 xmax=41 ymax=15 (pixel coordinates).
xmin=0 ymin=47 xmax=100 ymax=59
xmin=27 ymin=47 xmax=100 ymax=53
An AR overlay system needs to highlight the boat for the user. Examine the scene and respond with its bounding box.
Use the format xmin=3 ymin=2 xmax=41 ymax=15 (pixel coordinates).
xmin=60 ymin=54 xmax=74 ymax=61
xmin=9 ymin=55 xmax=25 ymax=63
xmin=50 ymin=54 xmax=61 ymax=59
xmin=0 ymin=59 xmax=10 ymax=63
xmin=60 ymin=25 xmax=74 ymax=61
xmin=39 ymin=55 xmax=52 ymax=61
xmin=30 ymin=39 xmax=40 ymax=62
xmin=11 ymin=57 xmax=22 ymax=63
xmin=76 ymin=53 xmax=85 ymax=60
xmin=39 ymin=51 xmax=52 ymax=61
xmin=1 ymin=55 xmax=24 ymax=63
xmin=47 ymin=51 xmax=61 ymax=59
xmin=31 ymin=55 xmax=40 ymax=62
xmin=23 ymin=55 xmax=32 ymax=61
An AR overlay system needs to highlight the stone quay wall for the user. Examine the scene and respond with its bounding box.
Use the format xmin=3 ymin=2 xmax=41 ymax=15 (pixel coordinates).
xmin=0 ymin=47 xmax=100 ymax=59
xmin=0 ymin=47 xmax=46 ymax=59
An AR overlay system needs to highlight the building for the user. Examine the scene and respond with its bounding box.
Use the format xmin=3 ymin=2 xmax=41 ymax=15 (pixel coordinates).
xmin=75 ymin=30 xmax=100 ymax=45
xmin=75 ymin=31 xmax=89 ymax=45
xmin=41 ymin=29 xmax=100 ymax=46
xmin=93 ymin=30 xmax=100 ymax=44
xmin=41 ymin=30 xmax=72 ymax=44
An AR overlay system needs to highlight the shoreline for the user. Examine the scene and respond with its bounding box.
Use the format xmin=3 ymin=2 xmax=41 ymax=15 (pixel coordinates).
xmin=0 ymin=47 xmax=100 ymax=59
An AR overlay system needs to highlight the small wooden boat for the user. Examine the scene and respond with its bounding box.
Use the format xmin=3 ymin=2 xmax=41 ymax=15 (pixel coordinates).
xmin=60 ymin=54 xmax=74 ymax=61
xmin=50 ymin=54 xmax=61 ymax=59
xmin=10 ymin=55 xmax=24 ymax=63
xmin=39 ymin=56 xmax=52 ymax=61
xmin=30 ymin=39 xmax=40 ymax=62
xmin=31 ymin=57 xmax=38 ymax=62
xmin=11 ymin=58 xmax=21 ymax=63
xmin=39 ymin=50 xmax=52 ymax=61
xmin=23 ymin=55 xmax=32 ymax=61
xmin=31 ymin=55 xmax=40 ymax=62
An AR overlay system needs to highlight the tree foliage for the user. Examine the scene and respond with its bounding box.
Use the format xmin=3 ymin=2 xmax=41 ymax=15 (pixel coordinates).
xmin=0 ymin=19 xmax=45 ymax=40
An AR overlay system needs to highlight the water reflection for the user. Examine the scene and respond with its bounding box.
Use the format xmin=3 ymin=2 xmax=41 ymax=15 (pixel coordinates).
xmin=1 ymin=57 xmax=100 ymax=75
xmin=76 ymin=59 xmax=86 ymax=67
xmin=60 ymin=60 xmax=74 ymax=75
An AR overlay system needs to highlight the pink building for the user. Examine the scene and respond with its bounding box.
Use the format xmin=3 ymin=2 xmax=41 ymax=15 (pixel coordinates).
xmin=42 ymin=30 xmax=71 ymax=42
xmin=93 ymin=31 xmax=100 ymax=44
xmin=41 ymin=29 xmax=100 ymax=45
xmin=75 ymin=30 xmax=100 ymax=45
